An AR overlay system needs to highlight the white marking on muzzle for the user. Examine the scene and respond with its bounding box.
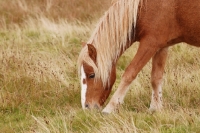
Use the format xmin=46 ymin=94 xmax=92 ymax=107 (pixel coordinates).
xmin=81 ymin=65 xmax=87 ymax=109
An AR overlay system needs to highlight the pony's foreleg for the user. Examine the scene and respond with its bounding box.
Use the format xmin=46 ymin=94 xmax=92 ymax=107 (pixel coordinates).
xmin=102 ymin=40 xmax=159 ymax=113
xmin=149 ymin=47 xmax=168 ymax=112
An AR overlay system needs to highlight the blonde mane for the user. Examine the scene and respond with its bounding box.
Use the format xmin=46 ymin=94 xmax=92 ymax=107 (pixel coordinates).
xmin=78 ymin=0 xmax=142 ymax=87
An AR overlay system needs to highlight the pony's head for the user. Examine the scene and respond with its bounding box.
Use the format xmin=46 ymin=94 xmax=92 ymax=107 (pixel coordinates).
xmin=78 ymin=44 xmax=116 ymax=109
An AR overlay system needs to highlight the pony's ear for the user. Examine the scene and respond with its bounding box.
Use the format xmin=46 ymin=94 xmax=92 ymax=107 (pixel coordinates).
xmin=87 ymin=44 xmax=97 ymax=62
xmin=81 ymin=42 xmax=86 ymax=47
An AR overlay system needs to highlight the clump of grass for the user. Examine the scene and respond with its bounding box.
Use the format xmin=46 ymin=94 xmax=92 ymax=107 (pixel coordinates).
xmin=27 ymin=107 xmax=200 ymax=133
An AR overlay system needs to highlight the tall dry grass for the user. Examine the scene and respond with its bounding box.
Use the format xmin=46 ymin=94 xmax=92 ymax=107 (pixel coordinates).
xmin=0 ymin=0 xmax=110 ymax=27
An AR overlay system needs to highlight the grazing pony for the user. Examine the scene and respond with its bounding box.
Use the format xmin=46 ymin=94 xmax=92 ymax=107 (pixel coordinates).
xmin=78 ymin=0 xmax=200 ymax=113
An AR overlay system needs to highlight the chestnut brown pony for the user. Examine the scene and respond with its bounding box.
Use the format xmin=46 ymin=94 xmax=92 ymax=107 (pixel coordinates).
xmin=78 ymin=0 xmax=200 ymax=113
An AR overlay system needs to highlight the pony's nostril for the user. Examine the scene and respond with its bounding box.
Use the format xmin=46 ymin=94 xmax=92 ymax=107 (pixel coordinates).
xmin=85 ymin=104 xmax=89 ymax=109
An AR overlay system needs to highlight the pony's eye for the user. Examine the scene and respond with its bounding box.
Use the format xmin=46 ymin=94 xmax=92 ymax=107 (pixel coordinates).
xmin=89 ymin=73 xmax=95 ymax=78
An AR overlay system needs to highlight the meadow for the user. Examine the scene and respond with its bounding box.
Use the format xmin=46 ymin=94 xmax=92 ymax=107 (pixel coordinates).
xmin=0 ymin=0 xmax=200 ymax=132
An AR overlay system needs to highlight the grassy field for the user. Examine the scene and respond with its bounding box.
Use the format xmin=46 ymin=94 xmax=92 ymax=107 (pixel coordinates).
xmin=0 ymin=0 xmax=200 ymax=132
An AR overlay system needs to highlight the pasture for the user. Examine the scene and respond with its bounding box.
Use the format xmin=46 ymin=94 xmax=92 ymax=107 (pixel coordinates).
xmin=0 ymin=0 xmax=200 ymax=132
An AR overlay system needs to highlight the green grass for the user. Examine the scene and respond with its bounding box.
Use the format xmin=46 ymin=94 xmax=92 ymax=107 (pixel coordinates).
xmin=0 ymin=0 xmax=200 ymax=132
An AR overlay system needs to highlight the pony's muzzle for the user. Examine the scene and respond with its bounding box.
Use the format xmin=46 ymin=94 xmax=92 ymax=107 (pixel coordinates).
xmin=84 ymin=103 xmax=101 ymax=110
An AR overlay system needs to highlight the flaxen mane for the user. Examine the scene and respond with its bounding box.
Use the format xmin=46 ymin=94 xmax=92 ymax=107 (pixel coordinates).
xmin=78 ymin=0 xmax=142 ymax=87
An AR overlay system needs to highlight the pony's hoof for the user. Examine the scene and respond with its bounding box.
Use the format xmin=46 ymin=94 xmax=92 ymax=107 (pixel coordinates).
xmin=148 ymin=108 xmax=157 ymax=114
xmin=102 ymin=107 xmax=112 ymax=114
xmin=102 ymin=109 xmax=111 ymax=114
xmin=101 ymin=111 xmax=110 ymax=115
xmin=148 ymin=106 xmax=162 ymax=114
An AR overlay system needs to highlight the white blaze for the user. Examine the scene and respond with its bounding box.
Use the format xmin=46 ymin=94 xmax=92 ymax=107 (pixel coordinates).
xmin=81 ymin=65 xmax=87 ymax=109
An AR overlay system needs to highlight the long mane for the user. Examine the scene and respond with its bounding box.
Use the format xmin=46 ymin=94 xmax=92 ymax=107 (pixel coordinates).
xmin=78 ymin=0 xmax=142 ymax=87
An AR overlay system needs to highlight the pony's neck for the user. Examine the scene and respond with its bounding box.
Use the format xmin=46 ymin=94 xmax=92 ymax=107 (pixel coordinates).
xmin=86 ymin=0 xmax=141 ymax=86
xmin=114 ymin=40 xmax=134 ymax=64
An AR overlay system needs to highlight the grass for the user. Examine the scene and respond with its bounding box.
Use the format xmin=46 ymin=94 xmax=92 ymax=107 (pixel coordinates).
xmin=0 ymin=0 xmax=200 ymax=132
xmin=0 ymin=0 xmax=110 ymax=26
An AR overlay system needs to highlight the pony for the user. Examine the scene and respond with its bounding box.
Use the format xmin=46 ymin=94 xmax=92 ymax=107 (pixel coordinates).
xmin=78 ymin=0 xmax=200 ymax=113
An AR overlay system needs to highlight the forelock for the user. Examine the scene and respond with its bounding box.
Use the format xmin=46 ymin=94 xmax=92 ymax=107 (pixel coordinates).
xmin=77 ymin=46 xmax=99 ymax=78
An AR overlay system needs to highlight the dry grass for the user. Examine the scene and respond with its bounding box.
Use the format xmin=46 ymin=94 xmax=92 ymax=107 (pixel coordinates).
xmin=0 ymin=0 xmax=200 ymax=132
xmin=0 ymin=17 xmax=87 ymax=133
xmin=0 ymin=0 xmax=110 ymax=27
